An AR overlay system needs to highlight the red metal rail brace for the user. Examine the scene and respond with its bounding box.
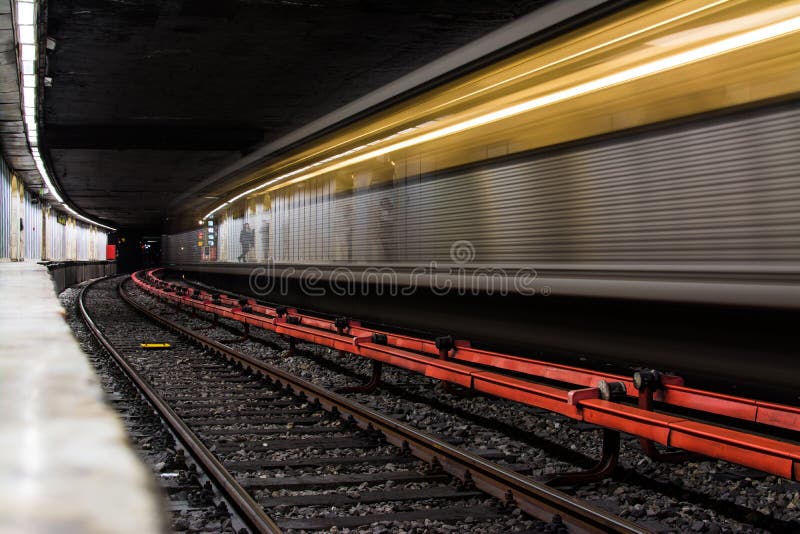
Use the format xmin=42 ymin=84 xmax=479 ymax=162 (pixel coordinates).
xmin=134 ymin=269 xmax=800 ymax=482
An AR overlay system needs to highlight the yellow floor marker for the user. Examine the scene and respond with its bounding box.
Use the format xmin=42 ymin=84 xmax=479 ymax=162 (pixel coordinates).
xmin=140 ymin=342 xmax=172 ymax=350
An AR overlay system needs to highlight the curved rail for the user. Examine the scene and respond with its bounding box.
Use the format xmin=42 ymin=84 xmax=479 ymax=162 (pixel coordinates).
xmin=119 ymin=275 xmax=645 ymax=533
xmin=142 ymin=267 xmax=800 ymax=482
xmin=78 ymin=277 xmax=283 ymax=534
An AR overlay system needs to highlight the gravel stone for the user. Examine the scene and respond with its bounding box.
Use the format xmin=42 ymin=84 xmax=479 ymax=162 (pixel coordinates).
xmin=119 ymin=278 xmax=800 ymax=533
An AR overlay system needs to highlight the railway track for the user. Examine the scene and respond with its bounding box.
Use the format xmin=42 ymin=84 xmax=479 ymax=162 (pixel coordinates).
xmin=78 ymin=275 xmax=642 ymax=533
xmin=74 ymin=311 xmax=240 ymax=532
xmin=143 ymin=272 xmax=800 ymax=532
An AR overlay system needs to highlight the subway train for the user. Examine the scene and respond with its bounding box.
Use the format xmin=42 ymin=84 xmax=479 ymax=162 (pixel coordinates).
xmin=164 ymin=1 xmax=800 ymax=400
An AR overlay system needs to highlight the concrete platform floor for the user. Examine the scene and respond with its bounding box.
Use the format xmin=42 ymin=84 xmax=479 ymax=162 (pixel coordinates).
xmin=0 ymin=261 xmax=165 ymax=533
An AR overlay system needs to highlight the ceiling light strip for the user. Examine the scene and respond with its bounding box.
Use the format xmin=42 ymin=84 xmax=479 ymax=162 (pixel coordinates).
xmin=14 ymin=0 xmax=116 ymax=231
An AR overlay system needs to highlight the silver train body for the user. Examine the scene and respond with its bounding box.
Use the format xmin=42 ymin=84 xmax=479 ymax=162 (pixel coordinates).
xmin=165 ymin=102 xmax=800 ymax=309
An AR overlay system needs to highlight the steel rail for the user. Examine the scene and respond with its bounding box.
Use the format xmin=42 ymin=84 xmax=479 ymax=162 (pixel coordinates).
xmin=119 ymin=276 xmax=646 ymax=534
xmin=78 ymin=278 xmax=283 ymax=534
xmin=140 ymin=268 xmax=800 ymax=483
xmin=152 ymin=267 xmax=800 ymax=435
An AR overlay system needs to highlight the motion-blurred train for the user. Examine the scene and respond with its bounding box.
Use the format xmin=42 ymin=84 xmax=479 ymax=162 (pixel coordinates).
xmin=164 ymin=0 xmax=800 ymax=400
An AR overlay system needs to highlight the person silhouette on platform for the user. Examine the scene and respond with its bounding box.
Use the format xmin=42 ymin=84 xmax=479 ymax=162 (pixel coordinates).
xmin=238 ymin=222 xmax=255 ymax=262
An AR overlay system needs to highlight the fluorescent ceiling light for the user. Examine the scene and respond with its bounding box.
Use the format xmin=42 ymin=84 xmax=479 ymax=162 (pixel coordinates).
xmin=23 ymin=86 xmax=35 ymax=104
xmin=62 ymin=204 xmax=116 ymax=231
xmin=36 ymin=175 xmax=63 ymax=204
xmin=19 ymin=25 xmax=35 ymax=44
xmin=11 ymin=0 xmax=105 ymax=228
xmin=204 ymin=13 xmax=800 ymax=219
xmin=16 ymin=3 xmax=34 ymax=25
xmin=21 ymin=44 xmax=36 ymax=61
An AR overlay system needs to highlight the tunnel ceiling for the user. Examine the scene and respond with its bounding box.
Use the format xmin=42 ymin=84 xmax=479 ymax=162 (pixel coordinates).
xmin=42 ymin=0 xmax=551 ymax=231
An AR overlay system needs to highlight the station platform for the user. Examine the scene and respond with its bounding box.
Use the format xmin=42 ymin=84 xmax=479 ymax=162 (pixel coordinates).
xmin=0 ymin=261 xmax=165 ymax=533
